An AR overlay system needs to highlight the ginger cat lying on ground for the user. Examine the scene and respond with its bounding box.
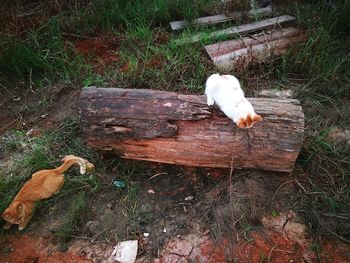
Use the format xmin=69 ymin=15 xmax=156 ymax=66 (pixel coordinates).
xmin=2 ymin=155 xmax=94 ymax=230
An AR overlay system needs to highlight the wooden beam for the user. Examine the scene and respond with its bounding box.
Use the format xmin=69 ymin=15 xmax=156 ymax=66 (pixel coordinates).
xmin=175 ymin=15 xmax=295 ymax=45
xmin=170 ymin=6 xmax=272 ymax=31
xmin=80 ymin=87 xmax=304 ymax=172
xmin=205 ymin=27 xmax=307 ymax=70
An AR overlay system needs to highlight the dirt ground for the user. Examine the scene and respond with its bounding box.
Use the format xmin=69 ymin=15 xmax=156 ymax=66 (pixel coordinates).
xmin=2 ymin=214 xmax=350 ymax=262
xmin=1 ymin=12 xmax=350 ymax=263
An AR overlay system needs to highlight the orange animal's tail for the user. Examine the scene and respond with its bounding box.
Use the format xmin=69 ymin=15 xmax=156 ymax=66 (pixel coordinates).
xmin=54 ymin=155 xmax=94 ymax=174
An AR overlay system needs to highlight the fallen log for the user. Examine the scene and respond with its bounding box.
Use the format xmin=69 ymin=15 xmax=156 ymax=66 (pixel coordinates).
xmin=80 ymin=87 xmax=304 ymax=172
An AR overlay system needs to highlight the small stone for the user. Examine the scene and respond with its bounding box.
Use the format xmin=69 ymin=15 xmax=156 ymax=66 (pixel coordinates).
xmin=185 ymin=196 xmax=194 ymax=201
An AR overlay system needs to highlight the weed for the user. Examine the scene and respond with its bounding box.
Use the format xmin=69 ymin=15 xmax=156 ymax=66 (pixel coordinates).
xmin=277 ymin=1 xmax=350 ymax=98
xmin=269 ymin=2 xmax=350 ymax=242
xmin=87 ymin=0 xmax=212 ymax=31
xmin=0 ymin=17 xmax=87 ymax=85
xmin=54 ymin=191 xmax=87 ymax=242
xmin=201 ymin=172 xmax=279 ymax=246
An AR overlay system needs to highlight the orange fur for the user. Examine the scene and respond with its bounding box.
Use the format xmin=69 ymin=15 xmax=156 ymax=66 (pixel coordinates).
xmin=1 ymin=155 xmax=94 ymax=230
xmin=237 ymin=113 xmax=263 ymax=129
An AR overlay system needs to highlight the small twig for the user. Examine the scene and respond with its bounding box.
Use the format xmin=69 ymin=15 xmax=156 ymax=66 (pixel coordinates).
xmin=71 ymin=235 xmax=91 ymax=240
xmin=322 ymin=213 xmax=349 ymax=220
xmin=175 ymin=202 xmax=192 ymax=206
xmin=267 ymin=245 xmax=278 ymax=262
xmin=268 ymin=247 xmax=305 ymax=263
xmin=329 ymin=231 xmax=350 ymax=244
xmin=0 ymin=118 xmax=19 ymax=132
xmin=61 ymin=32 xmax=93 ymax=39
xmin=29 ymin=68 xmax=35 ymax=93
xmin=148 ymin=172 xmax=168 ymax=181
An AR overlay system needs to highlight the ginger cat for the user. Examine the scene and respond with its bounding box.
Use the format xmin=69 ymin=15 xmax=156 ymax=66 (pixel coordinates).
xmin=205 ymin=73 xmax=263 ymax=128
xmin=1 ymin=155 xmax=94 ymax=230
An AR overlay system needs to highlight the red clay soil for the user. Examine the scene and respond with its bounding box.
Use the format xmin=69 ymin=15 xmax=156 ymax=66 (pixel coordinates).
xmin=157 ymin=230 xmax=350 ymax=263
xmin=0 ymin=233 xmax=92 ymax=263
xmin=74 ymin=37 xmax=121 ymax=74
xmin=158 ymin=231 xmax=302 ymax=263
xmin=1 ymin=225 xmax=349 ymax=262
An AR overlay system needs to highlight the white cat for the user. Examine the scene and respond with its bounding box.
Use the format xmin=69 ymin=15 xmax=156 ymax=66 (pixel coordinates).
xmin=205 ymin=73 xmax=262 ymax=129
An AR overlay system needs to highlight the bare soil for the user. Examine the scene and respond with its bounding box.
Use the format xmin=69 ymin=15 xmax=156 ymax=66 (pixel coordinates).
xmin=73 ymin=36 xmax=122 ymax=74
xmin=0 ymin=84 xmax=80 ymax=134
xmin=1 ymin=28 xmax=350 ymax=263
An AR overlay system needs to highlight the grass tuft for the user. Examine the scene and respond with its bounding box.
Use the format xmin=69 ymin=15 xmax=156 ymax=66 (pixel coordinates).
xmin=276 ymin=1 xmax=350 ymax=98
xmin=54 ymin=192 xmax=87 ymax=242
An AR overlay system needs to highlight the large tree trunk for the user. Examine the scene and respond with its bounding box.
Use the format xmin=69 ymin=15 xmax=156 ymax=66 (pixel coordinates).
xmin=79 ymin=87 xmax=304 ymax=172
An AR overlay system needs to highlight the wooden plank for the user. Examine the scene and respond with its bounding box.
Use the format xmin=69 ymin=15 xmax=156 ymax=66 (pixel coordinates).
xmin=80 ymin=87 xmax=304 ymax=172
xmin=170 ymin=6 xmax=272 ymax=31
xmin=175 ymin=15 xmax=296 ymax=45
xmin=208 ymin=28 xmax=307 ymax=70
xmin=205 ymin=27 xmax=301 ymax=60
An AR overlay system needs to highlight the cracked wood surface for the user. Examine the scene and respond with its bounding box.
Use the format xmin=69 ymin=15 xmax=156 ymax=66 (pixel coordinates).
xmin=80 ymin=87 xmax=304 ymax=172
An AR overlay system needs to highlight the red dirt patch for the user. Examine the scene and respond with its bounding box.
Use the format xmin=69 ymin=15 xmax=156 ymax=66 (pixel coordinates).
xmin=0 ymin=233 xmax=92 ymax=263
xmin=318 ymin=239 xmax=350 ymax=263
xmin=74 ymin=37 xmax=122 ymax=74
xmin=159 ymin=230 xmax=303 ymax=263
xmin=145 ymin=57 xmax=165 ymax=69
xmin=158 ymin=229 xmax=350 ymax=263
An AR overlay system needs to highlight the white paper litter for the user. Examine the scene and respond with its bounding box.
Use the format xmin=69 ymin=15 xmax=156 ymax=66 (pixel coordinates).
xmin=184 ymin=196 xmax=194 ymax=201
xmin=111 ymin=240 xmax=138 ymax=263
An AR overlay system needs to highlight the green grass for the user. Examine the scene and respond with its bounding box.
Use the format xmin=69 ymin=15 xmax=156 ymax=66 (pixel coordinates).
xmin=274 ymin=1 xmax=350 ymax=240
xmin=0 ymin=0 xmax=236 ymax=90
xmin=276 ymin=1 xmax=350 ymax=98
xmin=84 ymin=0 xmax=212 ymax=31
xmin=0 ymin=20 xmax=87 ymax=87
xmin=1 ymin=0 xmax=350 ymax=244
xmin=54 ymin=192 xmax=87 ymax=242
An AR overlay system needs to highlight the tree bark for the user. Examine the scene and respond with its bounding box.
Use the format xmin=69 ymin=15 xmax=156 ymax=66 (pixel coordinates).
xmin=80 ymin=87 xmax=304 ymax=172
